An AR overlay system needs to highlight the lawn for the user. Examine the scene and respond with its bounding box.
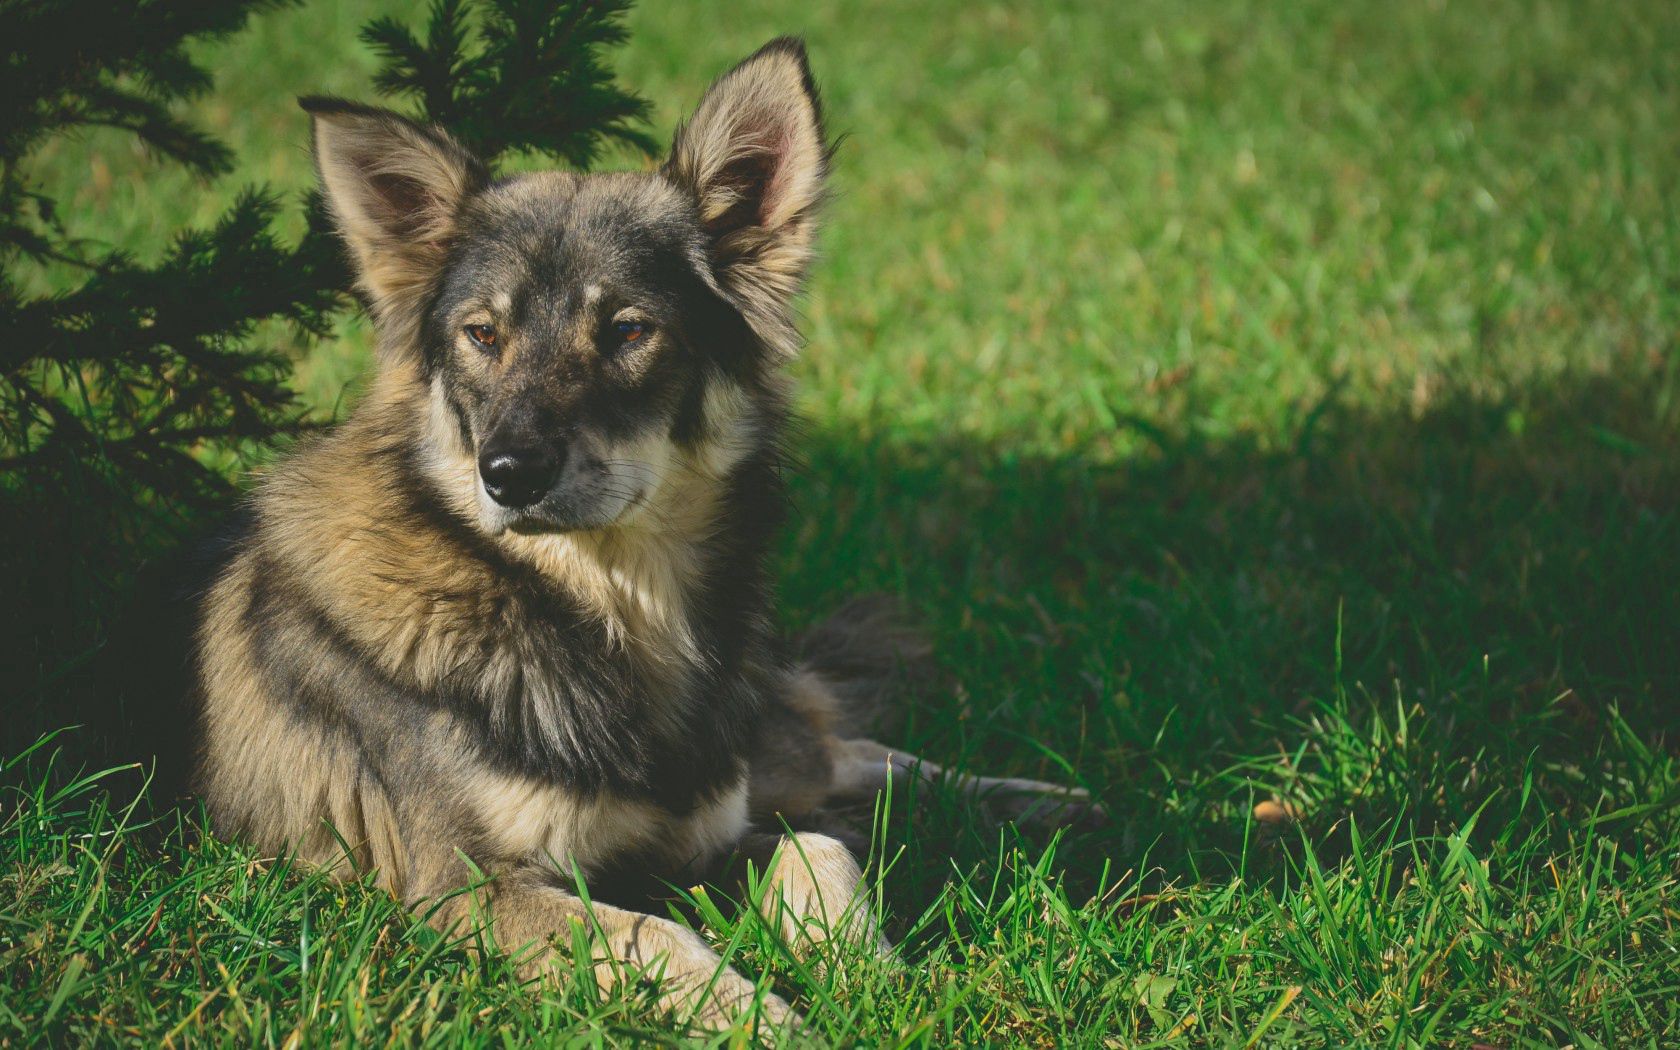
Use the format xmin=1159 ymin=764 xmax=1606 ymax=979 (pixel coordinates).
xmin=5 ymin=0 xmax=1680 ymax=1045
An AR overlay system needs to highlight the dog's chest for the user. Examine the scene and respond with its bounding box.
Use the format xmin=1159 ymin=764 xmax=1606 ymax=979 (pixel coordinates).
xmin=466 ymin=767 xmax=749 ymax=879
xmin=445 ymin=529 xmax=766 ymax=810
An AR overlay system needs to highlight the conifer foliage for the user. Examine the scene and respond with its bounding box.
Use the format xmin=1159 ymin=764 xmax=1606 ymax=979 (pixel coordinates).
xmin=362 ymin=0 xmax=654 ymax=164
xmin=0 ymin=0 xmax=651 ymax=716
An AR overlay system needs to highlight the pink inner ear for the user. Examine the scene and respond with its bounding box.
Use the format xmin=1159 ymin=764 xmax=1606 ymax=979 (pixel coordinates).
xmin=361 ymin=163 xmax=451 ymax=247
xmin=368 ymin=172 xmax=429 ymax=227
xmin=702 ymin=122 xmax=787 ymax=236
xmin=756 ymin=128 xmax=796 ymax=226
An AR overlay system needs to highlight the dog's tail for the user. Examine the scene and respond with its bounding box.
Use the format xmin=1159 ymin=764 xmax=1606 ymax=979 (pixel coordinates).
xmin=793 ymin=594 xmax=936 ymax=740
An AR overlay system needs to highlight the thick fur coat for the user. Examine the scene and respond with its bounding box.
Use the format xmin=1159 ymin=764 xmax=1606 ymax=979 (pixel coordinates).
xmin=191 ymin=39 xmax=1092 ymax=1031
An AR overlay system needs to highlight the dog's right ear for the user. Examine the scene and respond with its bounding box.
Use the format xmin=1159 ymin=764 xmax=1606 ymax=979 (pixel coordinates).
xmin=302 ymin=98 xmax=486 ymax=323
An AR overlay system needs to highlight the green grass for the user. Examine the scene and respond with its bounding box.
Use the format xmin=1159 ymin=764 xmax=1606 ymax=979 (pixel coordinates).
xmin=7 ymin=0 xmax=1680 ymax=1044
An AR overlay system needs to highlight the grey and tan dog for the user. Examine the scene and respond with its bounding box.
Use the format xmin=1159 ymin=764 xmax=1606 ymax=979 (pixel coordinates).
xmin=192 ymin=38 xmax=1094 ymax=1030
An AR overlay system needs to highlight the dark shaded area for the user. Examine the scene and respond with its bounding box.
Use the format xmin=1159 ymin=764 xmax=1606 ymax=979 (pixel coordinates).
xmin=777 ymin=367 xmax=1680 ymax=906
xmin=0 ymin=0 xmax=657 ymax=775
xmin=0 ymin=502 xmax=245 ymax=804
xmin=8 ymin=363 xmax=1679 ymax=930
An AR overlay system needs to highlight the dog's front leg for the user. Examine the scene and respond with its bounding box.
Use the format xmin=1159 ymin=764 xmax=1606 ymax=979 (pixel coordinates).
xmin=425 ymin=865 xmax=794 ymax=1032
xmin=734 ymin=832 xmax=889 ymax=958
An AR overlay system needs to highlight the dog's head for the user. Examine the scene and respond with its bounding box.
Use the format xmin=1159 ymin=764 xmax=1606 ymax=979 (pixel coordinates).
xmin=305 ymin=39 xmax=827 ymax=533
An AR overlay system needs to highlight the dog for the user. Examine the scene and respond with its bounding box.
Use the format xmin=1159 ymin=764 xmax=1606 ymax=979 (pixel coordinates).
xmin=191 ymin=38 xmax=1095 ymax=1031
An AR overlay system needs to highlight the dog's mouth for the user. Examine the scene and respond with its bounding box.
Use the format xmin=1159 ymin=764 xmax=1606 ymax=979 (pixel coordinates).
xmin=493 ymin=501 xmax=602 ymax=535
xmin=505 ymin=514 xmax=571 ymax=535
xmin=484 ymin=480 xmax=651 ymax=537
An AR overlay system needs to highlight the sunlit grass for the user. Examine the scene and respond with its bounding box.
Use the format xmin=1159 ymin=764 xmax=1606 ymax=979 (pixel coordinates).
xmin=5 ymin=0 xmax=1679 ymax=1044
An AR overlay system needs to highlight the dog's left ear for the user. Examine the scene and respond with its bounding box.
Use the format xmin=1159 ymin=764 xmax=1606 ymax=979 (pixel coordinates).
xmin=666 ymin=37 xmax=829 ymax=356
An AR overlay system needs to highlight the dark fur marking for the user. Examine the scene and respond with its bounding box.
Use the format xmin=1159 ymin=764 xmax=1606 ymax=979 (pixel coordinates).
xmin=200 ymin=48 xmax=844 ymax=955
xmin=210 ymin=451 xmax=784 ymax=857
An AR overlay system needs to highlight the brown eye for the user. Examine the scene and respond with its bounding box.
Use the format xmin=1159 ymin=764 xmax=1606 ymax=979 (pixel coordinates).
xmin=613 ymin=321 xmax=646 ymax=344
xmin=464 ymin=324 xmax=497 ymax=350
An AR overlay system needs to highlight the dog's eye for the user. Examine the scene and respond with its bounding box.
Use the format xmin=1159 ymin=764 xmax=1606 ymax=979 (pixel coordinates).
xmin=613 ymin=321 xmax=646 ymax=345
xmin=464 ymin=324 xmax=497 ymax=350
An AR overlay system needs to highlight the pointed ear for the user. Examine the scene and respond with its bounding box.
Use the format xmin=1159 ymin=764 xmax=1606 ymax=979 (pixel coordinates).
xmin=302 ymin=97 xmax=486 ymax=323
xmin=665 ymin=38 xmax=830 ymax=356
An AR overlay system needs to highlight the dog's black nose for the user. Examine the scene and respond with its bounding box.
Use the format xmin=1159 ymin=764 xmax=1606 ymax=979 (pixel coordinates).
xmin=479 ymin=446 xmax=558 ymax=509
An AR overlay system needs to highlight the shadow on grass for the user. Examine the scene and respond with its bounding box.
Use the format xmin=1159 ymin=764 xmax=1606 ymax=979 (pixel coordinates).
xmin=6 ymin=366 xmax=1678 ymax=919
xmin=781 ymin=369 xmax=1680 ymax=907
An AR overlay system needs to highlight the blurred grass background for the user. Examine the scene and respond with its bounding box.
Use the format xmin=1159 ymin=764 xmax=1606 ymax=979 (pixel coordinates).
xmin=8 ymin=0 xmax=1680 ymax=1044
